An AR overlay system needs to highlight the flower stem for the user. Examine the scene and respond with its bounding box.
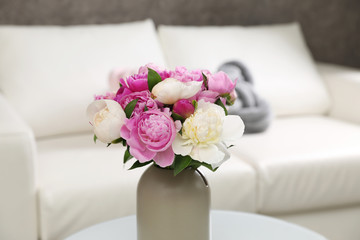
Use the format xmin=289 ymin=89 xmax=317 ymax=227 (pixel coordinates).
xmin=195 ymin=168 xmax=208 ymax=187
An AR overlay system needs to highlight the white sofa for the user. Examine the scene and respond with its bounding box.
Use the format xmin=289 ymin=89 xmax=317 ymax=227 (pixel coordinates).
xmin=0 ymin=19 xmax=360 ymax=240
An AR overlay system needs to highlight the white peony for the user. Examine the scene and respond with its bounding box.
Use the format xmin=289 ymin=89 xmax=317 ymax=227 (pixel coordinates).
xmin=86 ymin=100 xmax=126 ymax=143
xmin=172 ymin=100 xmax=245 ymax=168
xmin=151 ymin=78 xmax=202 ymax=104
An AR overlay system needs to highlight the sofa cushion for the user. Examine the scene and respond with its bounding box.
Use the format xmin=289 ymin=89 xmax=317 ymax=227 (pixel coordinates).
xmin=37 ymin=134 xmax=256 ymax=240
xmin=232 ymin=116 xmax=360 ymax=214
xmin=0 ymin=19 xmax=166 ymax=138
xmin=158 ymin=23 xmax=330 ymax=116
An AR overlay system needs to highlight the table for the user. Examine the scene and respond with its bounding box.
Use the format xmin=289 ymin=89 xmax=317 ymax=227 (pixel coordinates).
xmin=66 ymin=210 xmax=327 ymax=240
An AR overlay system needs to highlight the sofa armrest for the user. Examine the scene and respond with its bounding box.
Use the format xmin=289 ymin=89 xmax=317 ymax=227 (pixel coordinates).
xmin=0 ymin=93 xmax=37 ymax=240
xmin=317 ymin=63 xmax=360 ymax=124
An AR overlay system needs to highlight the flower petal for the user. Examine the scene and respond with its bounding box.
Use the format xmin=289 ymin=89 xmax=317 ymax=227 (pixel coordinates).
xmin=120 ymin=123 xmax=131 ymax=140
xmin=212 ymin=143 xmax=231 ymax=168
xmin=179 ymin=81 xmax=203 ymax=99
xmin=221 ymin=115 xmax=245 ymax=143
xmin=86 ymin=100 xmax=106 ymax=123
xmin=174 ymin=120 xmax=182 ymax=132
xmin=87 ymin=100 xmax=126 ymax=143
xmin=94 ymin=121 xmax=114 ymax=143
xmin=95 ymin=116 xmax=122 ymax=143
xmin=208 ymin=71 xmax=236 ymax=94
xmin=153 ymin=147 xmax=175 ymax=167
xmin=105 ymin=100 xmax=126 ymax=120
xmin=127 ymin=127 xmax=146 ymax=151
xmin=152 ymin=78 xmax=202 ymax=104
xmin=172 ymin=133 xmax=192 ymax=156
xmin=190 ymin=145 xmax=201 ymax=161
xmin=198 ymin=144 xmax=225 ymax=167
xmin=129 ymin=146 xmax=156 ymax=163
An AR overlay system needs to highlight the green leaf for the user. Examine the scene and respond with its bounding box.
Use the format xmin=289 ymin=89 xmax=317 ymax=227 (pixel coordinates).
xmin=111 ymin=138 xmax=124 ymax=144
xmin=147 ymin=68 xmax=162 ymax=92
xmin=123 ymin=146 xmax=133 ymax=164
xmin=201 ymin=162 xmax=218 ymax=172
xmin=107 ymin=143 xmax=111 ymax=147
xmin=93 ymin=134 xmax=97 ymax=143
xmin=129 ymin=160 xmax=152 ymax=170
xmin=174 ymin=155 xmax=193 ymax=176
xmin=188 ymin=160 xmax=202 ymax=169
xmin=192 ymin=100 xmax=198 ymax=109
xmin=202 ymin=73 xmax=209 ymax=90
xmin=144 ymin=105 xmax=148 ymax=111
xmin=124 ymin=99 xmax=139 ymax=118
xmin=190 ymin=160 xmax=218 ymax=172
xmin=171 ymin=112 xmax=185 ymax=122
xmin=119 ymin=82 xmax=122 ymax=88
xmin=215 ymin=98 xmax=228 ymax=116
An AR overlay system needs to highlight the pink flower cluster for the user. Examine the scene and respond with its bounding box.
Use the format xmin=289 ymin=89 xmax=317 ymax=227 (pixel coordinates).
xmin=96 ymin=64 xmax=236 ymax=168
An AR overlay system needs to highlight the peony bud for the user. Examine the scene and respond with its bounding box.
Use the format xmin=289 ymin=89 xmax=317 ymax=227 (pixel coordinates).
xmin=173 ymin=99 xmax=195 ymax=119
xmin=196 ymin=90 xmax=219 ymax=103
xmin=229 ymin=89 xmax=238 ymax=105
xmin=86 ymin=100 xmax=126 ymax=143
xmin=152 ymin=78 xmax=202 ymax=104
xmin=208 ymin=71 xmax=236 ymax=95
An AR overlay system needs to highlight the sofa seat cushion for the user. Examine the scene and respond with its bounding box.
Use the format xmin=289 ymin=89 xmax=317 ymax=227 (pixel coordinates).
xmin=37 ymin=134 xmax=256 ymax=240
xmin=232 ymin=116 xmax=360 ymax=214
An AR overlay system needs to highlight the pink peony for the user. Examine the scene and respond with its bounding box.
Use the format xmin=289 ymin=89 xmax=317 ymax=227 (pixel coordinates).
xmin=108 ymin=67 xmax=136 ymax=92
xmin=114 ymin=86 xmax=133 ymax=103
xmin=207 ymin=71 xmax=236 ymax=95
xmin=138 ymin=63 xmax=171 ymax=80
xmin=94 ymin=92 xmax=116 ymax=100
xmin=114 ymin=64 xmax=172 ymax=103
xmin=120 ymin=109 xmax=176 ymax=167
xmin=173 ymin=99 xmax=195 ymax=119
xmin=120 ymin=72 xmax=148 ymax=93
xmin=170 ymin=66 xmax=207 ymax=83
xmin=116 ymin=90 xmax=158 ymax=116
xmin=196 ymin=90 xmax=219 ymax=103
xmin=138 ymin=63 xmax=163 ymax=74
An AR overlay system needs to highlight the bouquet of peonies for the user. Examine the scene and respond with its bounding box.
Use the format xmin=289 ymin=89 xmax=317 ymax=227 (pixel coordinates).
xmin=87 ymin=64 xmax=245 ymax=175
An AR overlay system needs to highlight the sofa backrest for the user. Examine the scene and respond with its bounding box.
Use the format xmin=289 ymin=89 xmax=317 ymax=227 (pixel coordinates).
xmin=0 ymin=19 xmax=333 ymax=137
xmin=158 ymin=23 xmax=331 ymax=117
xmin=0 ymin=19 xmax=166 ymax=138
xmin=0 ymin=0 xmax=359 ymax=68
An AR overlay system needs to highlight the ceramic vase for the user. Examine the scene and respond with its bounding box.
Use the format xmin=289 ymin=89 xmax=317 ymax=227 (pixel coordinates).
xmin=137 ymin=165 xmax=210 ymax=240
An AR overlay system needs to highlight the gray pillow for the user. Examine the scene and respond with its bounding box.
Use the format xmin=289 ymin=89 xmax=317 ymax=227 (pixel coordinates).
xmin=218 ymin=61 xmax=272 ymax=134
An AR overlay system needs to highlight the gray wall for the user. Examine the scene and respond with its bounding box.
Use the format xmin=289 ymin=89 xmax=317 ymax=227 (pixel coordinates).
xmin=0 ymin=0 xmax=359 ymax=68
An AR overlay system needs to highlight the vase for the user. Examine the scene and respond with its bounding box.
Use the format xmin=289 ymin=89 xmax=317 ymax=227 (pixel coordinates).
xmin=137 ymin=165 xmax=210 ymax=240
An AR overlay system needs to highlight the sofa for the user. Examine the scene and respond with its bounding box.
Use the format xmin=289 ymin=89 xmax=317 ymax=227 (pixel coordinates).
xmin=0 ymin=18 xmax=360 ymax=240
